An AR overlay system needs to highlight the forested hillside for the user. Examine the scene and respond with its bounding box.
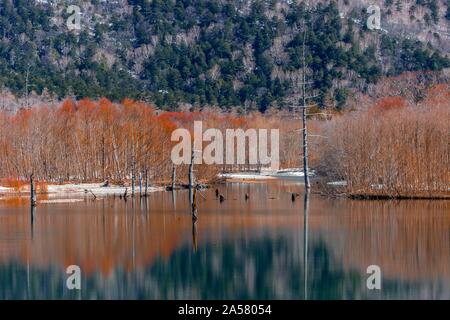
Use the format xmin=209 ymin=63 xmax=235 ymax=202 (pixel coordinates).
xmin=1 ymin=0 xmax=449 ymax=111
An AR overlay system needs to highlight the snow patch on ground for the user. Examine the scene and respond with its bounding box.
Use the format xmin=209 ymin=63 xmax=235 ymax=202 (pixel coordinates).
xmin=327 ymin=181 xmax=347 ymax=186
xmin=0 ymin=186 xmax=13 ymax=192
xmin=219 ymin=173 xmax=278 ymax=180
xmin=0 ymin=183 xmax=164 ymax=196
xmin=47 ymin=183 xmax=164 ymax=195
xmin=220 ymin=168 xmax=314 ymax=180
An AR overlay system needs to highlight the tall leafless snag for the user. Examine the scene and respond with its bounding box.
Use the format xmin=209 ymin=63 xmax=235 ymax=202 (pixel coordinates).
xmin=301 ymin=28 xmax=311 ymax=192
xmin=293 ymin=23 xmax=314 ymax=192
xmin=188 ymin=149 xmax=195 ymax=204
xmin=131 ymin=155 xmax=135 ymax=197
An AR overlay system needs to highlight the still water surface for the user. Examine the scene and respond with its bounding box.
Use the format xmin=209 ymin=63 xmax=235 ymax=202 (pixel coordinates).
xmin=0 ymin=179 xmax=449 ymax=299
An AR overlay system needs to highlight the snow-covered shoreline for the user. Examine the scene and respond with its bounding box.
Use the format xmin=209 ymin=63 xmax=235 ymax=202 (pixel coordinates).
xmin=219 ymin=168 xmax=314 ymax=180
xmin=46 ymin=183 xmax=164 ymax=195
xmin=1 ymin=169 xmax=310 ymax=201
xmin=0 ymin=183 xmax=165 ymax=198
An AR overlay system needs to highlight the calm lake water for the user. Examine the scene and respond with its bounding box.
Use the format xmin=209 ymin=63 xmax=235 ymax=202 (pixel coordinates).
xmin=0 ymin=179 xmax=449 ymax=300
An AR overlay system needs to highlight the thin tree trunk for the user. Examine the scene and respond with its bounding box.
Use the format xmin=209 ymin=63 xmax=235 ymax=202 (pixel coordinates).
xmin=139 ymin=171 xmax=143 ymax=196
xmin=30 ymin=174 xmax=36 ymax=207
xmin=145 ymin=169 xmax=148 ymax=196
xmin=301 ymin=29 xmax=311 ymax=191
xmin=189 ymin=149 xmax=194 ymax=204
xmin=131 ymin=156 xmax=135 ymax=197
xmin=172 ymin=165 xmax=176 ymax=190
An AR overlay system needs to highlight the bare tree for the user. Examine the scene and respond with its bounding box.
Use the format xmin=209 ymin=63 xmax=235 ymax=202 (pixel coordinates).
xmin=300 ymin=28 xmax=311 ymax=191
xmin=288 ymin=17 xmax=316 ymax=192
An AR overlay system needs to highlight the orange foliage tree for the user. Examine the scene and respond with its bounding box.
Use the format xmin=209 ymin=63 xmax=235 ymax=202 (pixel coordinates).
xmin=0 ymin=98 xmax=324 ymax=185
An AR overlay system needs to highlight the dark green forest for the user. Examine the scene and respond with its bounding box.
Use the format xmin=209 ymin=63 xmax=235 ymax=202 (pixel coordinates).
xmin=0 ymin=0 xmax=449 ymax=111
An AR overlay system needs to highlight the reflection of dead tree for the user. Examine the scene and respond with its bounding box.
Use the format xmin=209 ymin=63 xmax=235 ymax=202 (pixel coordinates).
xmin=30 ymin=204 xmax=36 ymax=239
xmin=192 ymin=218 xmax=198 ymax=252
xmin=303 ymin=193 xmax=310 ymax=300
xmin=190 ymin=183 xmax=199 ymax=250
xmin=171 ymin=188 xmax=176 ymax=210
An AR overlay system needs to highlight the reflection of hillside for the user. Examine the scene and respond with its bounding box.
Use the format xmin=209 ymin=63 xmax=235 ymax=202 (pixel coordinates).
xmin=0 ymin=185 xmax=449 ymax=285
xmin=0 ymin=237 xmax=348 ymax=299
xmin=1 ymin=236 xmax=449 ymax=300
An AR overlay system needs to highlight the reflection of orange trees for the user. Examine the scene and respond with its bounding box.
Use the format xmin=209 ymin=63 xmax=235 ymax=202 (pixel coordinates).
xmin=0 ymin=197 xmax=29 ymax=206
xmin=0 ymin=204 xmax=192 ymax=276
xmin=0 ymin=191 xmax=449 ymax=281
xmin=0 ymin=202 xmax=305 ymax=276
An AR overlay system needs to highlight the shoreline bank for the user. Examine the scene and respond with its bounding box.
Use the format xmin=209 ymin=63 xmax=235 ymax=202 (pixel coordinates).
xmin=1 ymin=170 xmax=449 ymax=202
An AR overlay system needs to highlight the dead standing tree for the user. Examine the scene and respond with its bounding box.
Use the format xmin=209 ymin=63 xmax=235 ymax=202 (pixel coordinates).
xmin=294 ymin=24 xmax=315 ymax=192
xmin=301 ymin=29 xmax=311 ymax=191
xmin=131 ymin=154 xmax=136 ymax=197
xmin=144 ymin=169 xmax=149 ymax=197
xmin=30 ymin=174 xmax=37 ymax=207
xmin=188 ymin=149 xmax=195 ymax=205
xmin=171 ymin=165 xmax=176 ymax=190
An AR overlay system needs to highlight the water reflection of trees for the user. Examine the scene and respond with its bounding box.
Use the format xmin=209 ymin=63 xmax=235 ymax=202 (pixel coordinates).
xmin=1 ymin=235 xmax=448 ymax=299
xmin=1 ymin=185 xmax=449 ymax=299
